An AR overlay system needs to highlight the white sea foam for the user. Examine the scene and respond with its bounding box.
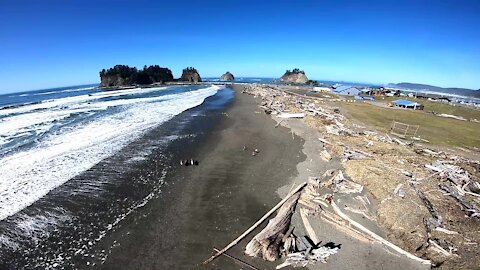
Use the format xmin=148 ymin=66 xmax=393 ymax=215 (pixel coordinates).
xmin=0 ymin=85 xmax=221 ymax=221
xmin=0 ymin=86 xmax=169 ymax=117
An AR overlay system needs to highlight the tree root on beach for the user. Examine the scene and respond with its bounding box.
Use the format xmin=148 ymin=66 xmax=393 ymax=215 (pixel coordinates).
xmin=245 ymin=191 xmax=301 ymax=261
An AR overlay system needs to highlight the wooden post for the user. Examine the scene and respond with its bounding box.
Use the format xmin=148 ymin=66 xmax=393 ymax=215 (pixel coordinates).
xmin=202 ymin=182 xmax=307 ymax=265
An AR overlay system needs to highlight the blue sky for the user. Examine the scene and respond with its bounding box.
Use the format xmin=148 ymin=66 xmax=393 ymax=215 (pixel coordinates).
xmin=1 ymin=0 xmax=479 ymax=93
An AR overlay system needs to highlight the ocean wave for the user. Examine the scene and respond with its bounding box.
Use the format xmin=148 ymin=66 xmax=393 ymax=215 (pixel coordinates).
xmin=0 ymin=86 xmax=169 ymax=117
xmin=0 ymin=85 xmax=222 ymax=221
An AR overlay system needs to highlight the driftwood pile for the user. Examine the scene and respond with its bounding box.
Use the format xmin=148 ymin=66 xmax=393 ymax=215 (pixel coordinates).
xmin=243 ymin=84 xmax=345 ymax=127
xmin=425 ymin=161 xmax=480 ymax=218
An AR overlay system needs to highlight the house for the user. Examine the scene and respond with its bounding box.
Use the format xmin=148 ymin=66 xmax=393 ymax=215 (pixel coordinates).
xmin=392 ymin=99 xmax=424 ymax=110
xmin=313 ymin=86 xmax=332 ymax=92
xmin=334 ymin=85 xmax=360 ymax=96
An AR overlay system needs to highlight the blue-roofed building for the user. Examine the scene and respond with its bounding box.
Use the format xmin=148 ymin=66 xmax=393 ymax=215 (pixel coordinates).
xmin=334 ymin=85 xmax=360 ymax=96
xmin=392 ymin=99 xmax=423 ymax=110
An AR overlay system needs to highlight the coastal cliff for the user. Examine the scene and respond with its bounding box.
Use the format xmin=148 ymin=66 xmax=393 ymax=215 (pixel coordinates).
xmin=279 ymin=68 xmax=309 ymax=84
xmin=99 ymin=65 xmax=174 ymax=87
xmin=220 ymin=71 xmax=235 ymax=81
xmin=180 ymin=67 xmax=202 ymax=83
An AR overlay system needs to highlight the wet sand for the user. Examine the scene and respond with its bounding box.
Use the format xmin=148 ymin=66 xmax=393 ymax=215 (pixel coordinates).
xmin=98 ymin=85 xmax=306 ymax=269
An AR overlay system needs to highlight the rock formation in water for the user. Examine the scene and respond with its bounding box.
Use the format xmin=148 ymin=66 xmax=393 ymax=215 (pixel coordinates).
xmin=220 ymin=71 xmax=235 ymax=81
xmin=279 ymin=68 xmax=309 ymax=84
xmin=99 ymin=65 xmax=174 ymax=87
xmin=180 ymin=67 xmax=202 ymax=83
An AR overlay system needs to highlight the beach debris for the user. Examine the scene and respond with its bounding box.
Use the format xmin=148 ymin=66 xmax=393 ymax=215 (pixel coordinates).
xmin=394 ymin=184 xmax=406 ymax=198
xmin=179 ymin=159 xmax=199 ymax=166
xmin=300 ymin=208 xmax=320 ymax=245
xmin=342 ymin=148 xmax=370 ymax=162
xmin=438 ymin=113 xmax=467 ymax=121
xmin=439 ymin=183 xmax=480 ymax=218
xmin=344 ymin=205 xmax=376 ymax=221
xmin=275 ymin=246 xmax=339 ymax=269
xmin=332 ymin=171 xmax=364 ymax=194
xmin=245 ymin=190 xmax=302 ymax=261
xmin=410 ymin=182 xmax=443 ymax=228
xmin=320 ymin=150 xmax=332 ymax=161
xmin=318 ymin=137 xmax=332 ymax=146
xmin=325 ymin=124 xmax=355 ymax=136
xmin=278 ymin=113 xmax=305 ymax=119
xmin=203 ymin=182 xmax=307 ymax=265
xmin=243 ymin=145 xmax=247 ymax=151
xmin=212 ymin=248 xmax=260 ymax=270
xmin=328 ymin=199 xmax=431 ymax=265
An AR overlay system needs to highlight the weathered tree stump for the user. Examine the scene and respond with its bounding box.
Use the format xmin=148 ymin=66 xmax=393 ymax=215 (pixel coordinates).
xmin=245 ymin=192 xmax=301 ymax=261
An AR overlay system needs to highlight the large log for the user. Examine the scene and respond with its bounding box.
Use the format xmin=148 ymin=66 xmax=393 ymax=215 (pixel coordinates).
xmin=203 ymin=182 xmax=307 ymax=265
xmin=245 ymin=192 xmax=302 ymax=261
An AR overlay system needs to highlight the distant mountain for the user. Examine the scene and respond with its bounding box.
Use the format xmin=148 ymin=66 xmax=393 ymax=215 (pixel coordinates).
xmin=387 ymin=82 xmax=480 ymax=98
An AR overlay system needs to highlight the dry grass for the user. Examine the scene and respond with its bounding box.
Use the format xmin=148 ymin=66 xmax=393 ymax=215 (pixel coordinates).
xmin=340 ymin=102 xmax=480 ymax=149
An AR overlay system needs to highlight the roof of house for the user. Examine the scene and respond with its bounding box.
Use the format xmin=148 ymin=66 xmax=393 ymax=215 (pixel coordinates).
xmin=334 ymin=85 xmax=360 ymax=95
xmin=393 ymin=100 xmax=421 ymax=106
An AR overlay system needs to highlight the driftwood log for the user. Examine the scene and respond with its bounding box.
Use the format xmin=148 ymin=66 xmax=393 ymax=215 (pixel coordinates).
xmin=245 ymin=192 xmax=301 ymax=261
xmin=439 ymin=183 xmax=480 ymax=218
xmin=203 ymin=182 xmax=307 ymax=265
xmin=410 ymin=183 xmax=443 ymax=227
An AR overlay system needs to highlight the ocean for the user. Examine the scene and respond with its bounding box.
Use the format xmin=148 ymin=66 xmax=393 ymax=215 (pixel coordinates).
xmin=0 ymin=84 xmax=233 ymax=269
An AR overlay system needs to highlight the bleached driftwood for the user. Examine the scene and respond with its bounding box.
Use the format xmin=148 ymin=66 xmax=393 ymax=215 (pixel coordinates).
xmin=278 ymin=113 xmax=305 ymax=119
xmin=320 ymin=211 xmax=374 ymax=243
xmin=300 ymin=208 xmax=320 ymax=245
xmin=245 ymin=189 xmax=303 ymax=261
xmin=275 ymin=246 xmax=339 ymax=269
xmin=330 ymin=201 xmax=431 ymax=265
xmin=203 ymin=182 xmax=307 ymax=265
xmin=333 ymin=171 xmax=364 ymax=194
xmin=439 ymin=183 xmax=480 ymax=218
xmin=410 ymin=182 xmax=443 ymax=227
xmin=320 ymin=150 xmax=332 ymax=161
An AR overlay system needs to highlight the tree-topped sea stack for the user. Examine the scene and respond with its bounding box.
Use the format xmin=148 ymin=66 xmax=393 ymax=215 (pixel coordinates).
xmin=99 ymin=65 xmax=173 ymax=87
xmin=279 ymin=68 xmax=309 ymax=84
xmin=220 ymin=71 xmax=235 ymax=81
xmin=181 ymin=67 xmax=202 ymax=83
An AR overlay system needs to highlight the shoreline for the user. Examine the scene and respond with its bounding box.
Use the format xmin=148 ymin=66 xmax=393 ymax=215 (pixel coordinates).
xmin=97 ymin=85 xmax=306 ymax=269
xmin=241 ymin=83 xmax=479 ymax=270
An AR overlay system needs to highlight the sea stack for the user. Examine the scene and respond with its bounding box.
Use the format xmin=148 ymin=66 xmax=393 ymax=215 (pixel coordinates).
xmin=180 ymin=67 xmax=202 ymax=83
xmin=99 ymin=65 xmax=174 ymax=87
xmin=220 ymin=71 xmax=235 ymax=81
xmin=279 ymin=68 xmax=309 ymax=84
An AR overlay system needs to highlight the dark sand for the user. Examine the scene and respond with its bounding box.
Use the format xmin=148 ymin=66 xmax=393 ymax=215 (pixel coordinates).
xmin=99 ymin=85 xmax=305 ymax=269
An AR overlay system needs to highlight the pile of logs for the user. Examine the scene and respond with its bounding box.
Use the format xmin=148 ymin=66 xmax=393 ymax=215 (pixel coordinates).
xmin=426 ymin=161 xmax=480 ymax=218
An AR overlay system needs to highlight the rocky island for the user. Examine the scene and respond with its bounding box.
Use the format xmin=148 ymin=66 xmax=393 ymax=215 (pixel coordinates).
xmin=180 ymin=67 xmax=202 ymax=83
xmin=220 ymin=71 xmax=235 ymax=81
xmin=279 ymin=68 xmax=309 ymax=84
xmin=99 ymin=65 xmax=174 ymax=87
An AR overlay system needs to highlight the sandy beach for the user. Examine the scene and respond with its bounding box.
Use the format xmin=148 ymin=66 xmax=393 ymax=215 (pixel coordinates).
xmin=97 ymin=85 xmax=306 ymax=269
xmin=98 ymin=84 xmax=435 ymax=270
